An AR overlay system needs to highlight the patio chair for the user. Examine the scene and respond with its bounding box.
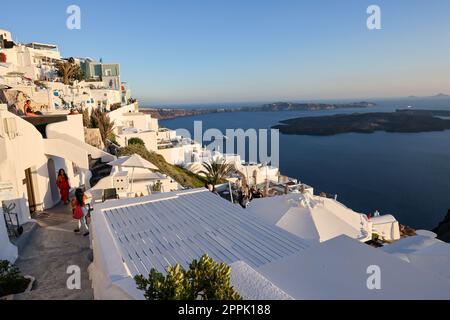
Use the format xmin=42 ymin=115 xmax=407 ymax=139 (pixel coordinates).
xmin=2 ymin=202 xmax=23 ymax=237
xmin=102 ymin=188 xmax=119 ymax=202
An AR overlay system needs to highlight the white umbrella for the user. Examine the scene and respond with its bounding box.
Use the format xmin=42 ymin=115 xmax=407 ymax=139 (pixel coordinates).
xmin=108 ymin=154 xmax=158 ymax=192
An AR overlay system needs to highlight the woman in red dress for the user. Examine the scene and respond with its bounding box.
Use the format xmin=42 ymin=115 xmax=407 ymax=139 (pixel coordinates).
xmin=56 ymin=169 xmax=71 ymax=205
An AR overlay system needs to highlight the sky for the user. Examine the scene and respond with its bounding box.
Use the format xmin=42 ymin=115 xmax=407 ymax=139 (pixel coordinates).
xmin=1 ymin=0 xmax=450 ymax=105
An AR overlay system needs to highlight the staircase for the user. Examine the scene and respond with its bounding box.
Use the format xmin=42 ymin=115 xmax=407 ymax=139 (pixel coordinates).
xmin=13 ymin=204 xmax=93 ymax=300
xmin=89 ymin=156 xmax=113 ymax=188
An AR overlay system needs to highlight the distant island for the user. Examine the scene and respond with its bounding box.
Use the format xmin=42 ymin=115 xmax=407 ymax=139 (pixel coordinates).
xmin=407 ymin=93 xmax=450 ymax=99
xmin=273 ymin=109 xmax=450 ymax=136
xmin=141 ymin=101 xmax=376 ymax=120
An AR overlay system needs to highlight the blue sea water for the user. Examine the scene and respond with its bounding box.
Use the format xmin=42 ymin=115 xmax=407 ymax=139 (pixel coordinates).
xmin=156 ymin=98 xmax=450 ymax=229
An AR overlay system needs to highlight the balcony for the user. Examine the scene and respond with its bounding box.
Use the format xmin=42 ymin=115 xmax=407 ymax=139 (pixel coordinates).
xmin=22 ymin=115 xmax=67 ymax=138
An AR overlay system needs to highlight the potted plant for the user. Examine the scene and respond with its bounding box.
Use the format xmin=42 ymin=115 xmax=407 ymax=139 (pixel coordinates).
xmin=0 ymin=260 xmax=35 ymax=300
xmin=151 ymin=180 xmax=162 ymax=193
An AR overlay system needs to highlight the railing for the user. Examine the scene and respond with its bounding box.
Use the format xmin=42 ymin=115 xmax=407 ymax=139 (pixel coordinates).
xmin=106 ymin=139 xmax=121 ymax=156
xmin=1 ymin=202 xmax=23 ymax=238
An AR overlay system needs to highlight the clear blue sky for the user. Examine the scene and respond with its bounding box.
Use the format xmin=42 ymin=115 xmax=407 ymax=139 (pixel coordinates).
xmin=1 ymin=0 xmax=450 ymax=105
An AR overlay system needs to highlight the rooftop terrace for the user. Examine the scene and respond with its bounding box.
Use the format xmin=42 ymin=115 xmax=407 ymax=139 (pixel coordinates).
xmin=93 ymin=189 xmax=309 ymax=277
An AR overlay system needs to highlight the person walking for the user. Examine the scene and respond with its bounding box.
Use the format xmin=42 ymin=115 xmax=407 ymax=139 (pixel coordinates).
xmin=56 ymin=169 xmax=71 ymax=205
xmin=72 ymin=188 xmax=89 ymax=236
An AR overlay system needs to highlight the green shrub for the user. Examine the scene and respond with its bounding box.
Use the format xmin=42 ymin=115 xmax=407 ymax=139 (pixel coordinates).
xmin=135 ymin=254 xmax=241 ymax=300
xmin=127 ymin=137 xmax=145 ymax=146
xmin=0 ymin=260 xmax=30 ymax=297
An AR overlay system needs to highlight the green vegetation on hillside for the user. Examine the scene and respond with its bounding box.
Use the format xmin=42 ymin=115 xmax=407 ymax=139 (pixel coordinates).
xmin=127 ymin=137 xmax=145 ymax=146
xmin=119 ymin=144 xmax=207 ymax=189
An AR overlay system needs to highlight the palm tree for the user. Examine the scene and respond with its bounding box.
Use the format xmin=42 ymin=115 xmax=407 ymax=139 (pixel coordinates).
xmin=199 ymin=158 xmax=235 ymax=186
xmin=56 ymin=58 xmax=84 ymax=85
xmin=91 ymin=109 xmax=115 ymax=147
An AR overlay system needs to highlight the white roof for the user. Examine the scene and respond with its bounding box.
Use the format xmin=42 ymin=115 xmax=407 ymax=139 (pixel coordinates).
xmin=257 ymin=235 xmax=450 ymax=300
xmin=248 ymin=193 xmax=371 ymax=243
xmin=90 ymin=190 xmax=450 ymax=300
xmin=382 ymin=235 xmax=450 ymax=280
xmin=108 ymin=154 xmax=158 ymax=170
xmin=93 ymin=189 xmax=309 ymax=277
xmin=230 ymin=261 xmax=293 ymax=300
xmin=370 ymin=214 xmax=397 ymax=224
xmin=125 ymin=171 xmax=166 ymax=181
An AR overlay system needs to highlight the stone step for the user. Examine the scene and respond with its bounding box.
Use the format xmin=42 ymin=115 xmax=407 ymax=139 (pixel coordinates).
xmin=13 ymin=204 xmax=94 ymax=300
xmin=11 ymin=221 xmax=39 ymax=253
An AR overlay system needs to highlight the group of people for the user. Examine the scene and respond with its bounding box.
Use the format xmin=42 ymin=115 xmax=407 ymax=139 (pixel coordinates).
xmin=205 ymin=181 xmax=265 ymax=209
xmin=56 ymin=169 xmax=89 ymax=236
xmin=237 ymin=186 xmax=264 ymax=209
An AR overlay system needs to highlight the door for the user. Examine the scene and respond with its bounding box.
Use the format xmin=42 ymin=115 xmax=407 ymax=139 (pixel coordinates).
xmin=47 ymin=159 xmax=60 ymax=204
xmin=24 ymin=168 xmax=37 ymax=214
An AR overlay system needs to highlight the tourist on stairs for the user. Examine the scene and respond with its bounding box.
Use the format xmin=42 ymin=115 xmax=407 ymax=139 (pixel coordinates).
xmin=72 ymin=188 xmax=89 ymax=236
xmin=56 ymin=169 xmax=71 ymax=205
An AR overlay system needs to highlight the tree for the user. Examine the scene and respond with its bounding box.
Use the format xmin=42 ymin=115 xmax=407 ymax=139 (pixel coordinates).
xmin=135 ymin=254 xmax=241 ymax=300
xmin=56 ymin=57 xmax=84 ymax=85
xmin=199 ymin=158 xmax=235 ymax=186
xmin=82 ymin=109 xmax=91 ymax=128
xmin=127 ymin=137 xmax=145 ymax=146
xmin=90 ymin=109 xmax=115 ymax=146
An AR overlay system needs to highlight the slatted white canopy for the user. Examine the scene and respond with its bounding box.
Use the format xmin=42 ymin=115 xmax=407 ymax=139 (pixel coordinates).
xmin=95 ymin=189 xmax=310 ymax=277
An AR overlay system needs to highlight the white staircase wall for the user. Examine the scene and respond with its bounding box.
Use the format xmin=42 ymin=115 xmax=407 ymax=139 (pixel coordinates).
xmin=46 ymin=115 xmax=115 ymax=163
xmin=0 ymin=207 xmax=18 ymax=263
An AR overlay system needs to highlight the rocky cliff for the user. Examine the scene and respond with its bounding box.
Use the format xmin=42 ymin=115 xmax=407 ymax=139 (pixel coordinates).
xmin=433 ymin=210 xmax=450 ymax=243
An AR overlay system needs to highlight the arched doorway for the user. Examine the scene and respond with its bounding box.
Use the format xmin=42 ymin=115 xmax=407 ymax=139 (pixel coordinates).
xmin=47 ymin=159 xmax=59 ymax=205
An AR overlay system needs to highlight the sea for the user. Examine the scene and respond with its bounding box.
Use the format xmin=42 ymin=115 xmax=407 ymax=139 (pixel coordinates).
xmin=147 ymin=97 xmax=450 ymax=230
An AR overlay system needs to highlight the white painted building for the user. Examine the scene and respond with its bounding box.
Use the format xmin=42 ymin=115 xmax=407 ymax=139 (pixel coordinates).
xmin=105 ymin=103 xmax=202 ymax=167
xmin=0 ymin=104 xmax=110 ymax=261
xmin=86 ymin=164 xmax=180 ymax=203
xmin=157 ymin=138 xmax=203 ymax=165
xmin=0 ymin=30 xmax=61 ymax=82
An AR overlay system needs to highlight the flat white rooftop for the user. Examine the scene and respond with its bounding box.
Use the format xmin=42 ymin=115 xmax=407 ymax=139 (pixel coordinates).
xmin=257 ymin=235 xmax=450 ymax=300
xmin=95 ymin=189 xmax=309 ymax=277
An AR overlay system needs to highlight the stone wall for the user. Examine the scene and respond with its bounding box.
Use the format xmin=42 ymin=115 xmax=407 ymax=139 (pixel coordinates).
xmin=84 ymin=128 xmax=104 ymax=150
